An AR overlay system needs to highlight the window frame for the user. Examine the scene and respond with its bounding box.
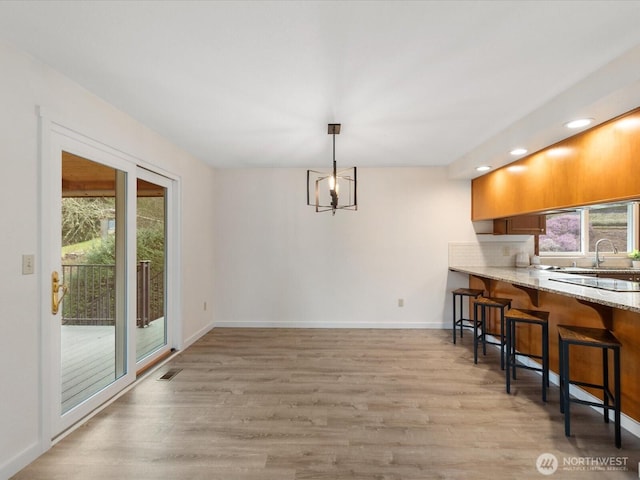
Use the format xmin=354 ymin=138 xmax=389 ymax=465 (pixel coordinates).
xmin=540 ymin=202 xmax=637 ymax=257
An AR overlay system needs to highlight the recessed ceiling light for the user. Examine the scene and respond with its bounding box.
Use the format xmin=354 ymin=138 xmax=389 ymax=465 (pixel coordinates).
xmin=510 ymin=148 xmax=527 ymax=156
xmin=565 ymin=118 xmax=593 ymax=129
xmin=476 ymin=165 xmax=491 ymax=172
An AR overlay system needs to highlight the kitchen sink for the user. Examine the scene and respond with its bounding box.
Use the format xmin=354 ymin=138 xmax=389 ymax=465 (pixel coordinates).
xmin=552 ymin=266 xmax=635 ymax=273
xmin=550 ymin=276 xmax=640 ymax=292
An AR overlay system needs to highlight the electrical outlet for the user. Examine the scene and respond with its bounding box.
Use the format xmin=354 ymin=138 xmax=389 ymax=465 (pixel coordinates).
xmin=502 ymin=246 xmax=510 ymax=256
xmin=22 ymin=254 xmax=34 ymax=275
xmin=398 ymin=298 xmax=404 ymax=307
xmin=204 ymin=301 xmax=207 ymax=311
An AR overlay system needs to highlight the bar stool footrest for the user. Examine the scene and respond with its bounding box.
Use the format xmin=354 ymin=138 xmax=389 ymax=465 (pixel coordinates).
xmin=513 ymin=352 xmax=543 ymax=362
xmin=512 ymin=362 xmax=543 ymax=374
xmin=569 ymin=380 xmax=607 ymax=391
xmin=569 ymin=398 xmax=616 ymax=410
xmin=454 ymin=318 xmax=480 ymax=328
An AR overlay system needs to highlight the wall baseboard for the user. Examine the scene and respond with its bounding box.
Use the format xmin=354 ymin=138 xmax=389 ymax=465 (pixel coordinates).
xmin=182 ymin=321 xmax=215 ymax=349
xmin=214 ymin=321 xmax=446 ymax=329
xmin=0 ymin=440 xmax=43 ymax=480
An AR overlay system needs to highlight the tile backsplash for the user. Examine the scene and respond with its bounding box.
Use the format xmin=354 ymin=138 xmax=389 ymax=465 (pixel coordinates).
xmin=448 ymin=238 xmax=535 ymax=267
xmin=449 ymin=238 xmax=635 ymax=268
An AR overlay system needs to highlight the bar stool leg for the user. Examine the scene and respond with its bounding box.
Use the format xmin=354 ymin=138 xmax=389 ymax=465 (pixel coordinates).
xmin=558 ymin=334 xmax=564 ymax=414
xmin=459 ymin=295 xmax=464 ymax=339
xmin=452 ymin=293 xmax=457 ymax=344
xmin=562 ymin=341 xmax=571 ymax=437
xmin=473 ymin=302 xmax=479 ymax=364
xmin=542 ymin=322 xmax=548 ymax=402
xmin=505 ymin=317 xmax=511 ymax=393
xmin=499 ymin=308 xmax=505 ymax=370
xmin=603 ymin=348 xmax=610 ymax=424
xmin=481 ymin=305 xmax=487 ymax=356
xmin=614 ymin=347 xmax=621 ymax=448
xmin=510 ymin=317 xmax=516 ymax=379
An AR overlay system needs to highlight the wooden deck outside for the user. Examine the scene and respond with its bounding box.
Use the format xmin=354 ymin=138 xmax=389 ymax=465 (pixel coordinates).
xmin=61 ymin=319 xmax=165 ymax=413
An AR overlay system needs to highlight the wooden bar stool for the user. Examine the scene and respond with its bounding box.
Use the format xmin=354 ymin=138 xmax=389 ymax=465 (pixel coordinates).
xmin=473 ymin=296 xmax=512 ymax=369
xmin=557 ymin=325 xmax=622 ymax=448
xmin=451 ymin=288 xmax=484 ymax=344
xmin=505 ymin=308 xmax=549 ymax=402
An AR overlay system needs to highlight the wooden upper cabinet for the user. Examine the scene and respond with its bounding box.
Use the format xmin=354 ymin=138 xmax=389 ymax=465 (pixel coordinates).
xmin=493 ymin=215 xmax=546 ymax=235
xmin=471 ymin=107 xmax=640 ymax=221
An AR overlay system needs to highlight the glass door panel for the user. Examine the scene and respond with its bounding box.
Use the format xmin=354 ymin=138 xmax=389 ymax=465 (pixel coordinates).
xmin=60 ymin=153 xmax=127 ymax=414
xmin=136 ymin=178 xmax=167 ymax=362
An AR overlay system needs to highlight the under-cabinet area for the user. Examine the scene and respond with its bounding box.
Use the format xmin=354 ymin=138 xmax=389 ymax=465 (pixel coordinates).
xmin=492 ymin=214 xmax=546 ymax=235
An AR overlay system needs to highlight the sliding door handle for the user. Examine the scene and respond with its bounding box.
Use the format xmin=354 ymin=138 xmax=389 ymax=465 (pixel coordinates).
xmin=51 ymin=271 xmax=68 ymax=315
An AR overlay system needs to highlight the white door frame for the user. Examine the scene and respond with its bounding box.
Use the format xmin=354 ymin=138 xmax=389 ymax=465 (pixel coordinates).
xmin=38 ymin=108 xmax=182 ymax=446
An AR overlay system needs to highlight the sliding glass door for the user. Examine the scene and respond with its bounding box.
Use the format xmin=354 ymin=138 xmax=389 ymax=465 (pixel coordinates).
xmin=135 ymin=171 xmax=171 ymax=364
xmin=43 ymin=121 xmax=177 ymax=439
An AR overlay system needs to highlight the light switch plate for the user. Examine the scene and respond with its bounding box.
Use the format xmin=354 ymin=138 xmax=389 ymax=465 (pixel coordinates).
xmin=22 ymin=254 xmax=35 ymax=275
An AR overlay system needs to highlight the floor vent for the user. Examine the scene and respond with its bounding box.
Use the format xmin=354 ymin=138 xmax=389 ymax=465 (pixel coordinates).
xmin=158 ymin=368 xmax=182 ymax=381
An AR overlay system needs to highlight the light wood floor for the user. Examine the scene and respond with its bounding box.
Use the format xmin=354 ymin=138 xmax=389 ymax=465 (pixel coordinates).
xmin=13 ymin=328 xmax=640 ymax=479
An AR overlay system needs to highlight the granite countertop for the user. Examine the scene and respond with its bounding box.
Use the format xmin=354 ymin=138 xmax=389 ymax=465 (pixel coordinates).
xmin=448 ymin=266 xmax=640 ymax=313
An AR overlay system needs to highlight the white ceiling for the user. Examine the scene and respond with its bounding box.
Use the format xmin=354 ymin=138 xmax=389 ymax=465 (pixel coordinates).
xmin=2 ymin=1 xmax=640 ymax=178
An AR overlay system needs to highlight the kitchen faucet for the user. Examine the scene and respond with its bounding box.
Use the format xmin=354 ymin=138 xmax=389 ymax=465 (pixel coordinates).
xmin=594 ymin=238 xmax=618 ymax=268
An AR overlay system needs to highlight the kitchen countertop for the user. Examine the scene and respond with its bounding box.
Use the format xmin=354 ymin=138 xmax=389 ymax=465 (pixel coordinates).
xmin=448 ymin=266 xmax=640 ymax=314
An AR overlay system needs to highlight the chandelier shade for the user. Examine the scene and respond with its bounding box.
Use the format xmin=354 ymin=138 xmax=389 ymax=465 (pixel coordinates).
xmin=306 ymin=124 xmax=358 ymax=215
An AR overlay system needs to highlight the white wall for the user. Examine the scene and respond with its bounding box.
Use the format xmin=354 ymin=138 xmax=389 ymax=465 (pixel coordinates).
xmin=213 ymin=167 xmax=478 ymax=328
xmin=0 ymin=41 xmax=216 ymax=478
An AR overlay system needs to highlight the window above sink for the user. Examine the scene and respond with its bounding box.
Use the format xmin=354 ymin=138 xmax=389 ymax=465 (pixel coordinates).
xmin=540 ymin=201 xmax=638 ymax=259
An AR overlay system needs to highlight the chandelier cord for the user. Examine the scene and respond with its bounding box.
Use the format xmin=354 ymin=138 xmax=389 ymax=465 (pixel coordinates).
xmin=330 ymin=132 xmax=338 ymax=213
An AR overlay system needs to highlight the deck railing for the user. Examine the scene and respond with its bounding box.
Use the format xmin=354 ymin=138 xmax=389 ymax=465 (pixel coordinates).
xmin=62 ymin=262 xmax=164 ymax=326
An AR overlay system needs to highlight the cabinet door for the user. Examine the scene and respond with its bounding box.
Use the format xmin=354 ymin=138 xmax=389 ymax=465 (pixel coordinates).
xmin=508 ymin=215 xmax=546 ymax=234
xmin=493 ymin=215 xmax=546 ymax=235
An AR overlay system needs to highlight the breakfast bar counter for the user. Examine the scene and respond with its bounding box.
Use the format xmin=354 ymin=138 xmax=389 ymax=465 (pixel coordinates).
xmin=449 ymin=266 xmax=640 ymax=313
xmin=449 ymin=265 xmax=640 ymax=429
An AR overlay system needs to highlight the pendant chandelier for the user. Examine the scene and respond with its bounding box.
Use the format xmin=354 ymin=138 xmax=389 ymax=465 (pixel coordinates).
xmin=306 ymin=123 xmax=357 ymax=215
